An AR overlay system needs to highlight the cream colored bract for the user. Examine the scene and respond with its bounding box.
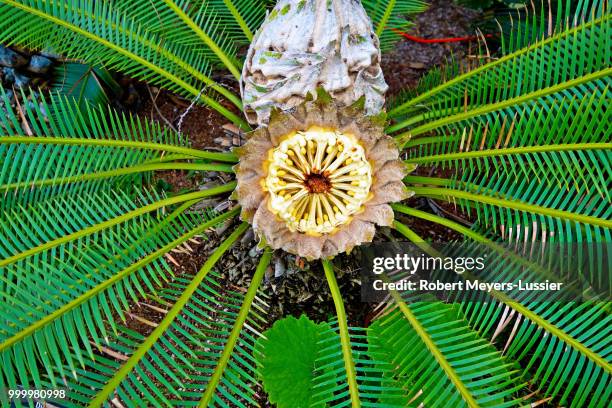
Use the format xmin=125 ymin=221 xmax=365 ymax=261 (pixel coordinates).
xmin=264 ymin=127 xmax=372 ymax=235
xmin=241 ymin=0 xmax=388 ymax=126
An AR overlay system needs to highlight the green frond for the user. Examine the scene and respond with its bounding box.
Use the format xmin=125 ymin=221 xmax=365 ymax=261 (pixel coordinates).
xmin=256 ymin=294 xmax=528 ymax=407
xmin=117 ymin=0 xmax=243 ymax=79
xmin=88 ymin=222 xmax=252 ymax=407
xmin=114 ymin=0 xmax=273 ymax=66
xmin=0 ymin=88 xmax=237 ymax=209
xmin=0 ymin=190 xmax=232 ymax=399
xmin=393 ymin=203 xmax=610 ymax=289
xmin=454 ymin=245 xmax=612 ymax=406
xmin=388 ymin=13 xmax=610 ymax=130
xmin=362 ymin=0 xmax=428 ymax=52
xmin=214 ymin=0 xmax=274 ymax=40
xmin=318 ymin=323 xmax=412 ymax=407
xmin=500 ymin=0 xmax=608 ymax=54
xmin=369 ymin=302 xmax=524 ymax=407
xmin=397 ymin=73 xmax=611 ymax=142
xmin=395 ymin=15 xmax=611 ymax=245
xmin=402 ymin=105 xmax=612 ymax=243
xmin=469 ymin=300 xmax=612 ymax=407
xmin=0 ymin=0 xmax=247 ymax=128
xmin=408 ymin=183 xmax=611 ymax=244
xmin=0 ymin=185 xmax=236 ymax=269
xmin=392 ymin=214 xmax=612 ymax=407
xmin=51 ymin=63 xmax=120 ymax=111
xmin=401 ymin=91 xmax=612 ymax=242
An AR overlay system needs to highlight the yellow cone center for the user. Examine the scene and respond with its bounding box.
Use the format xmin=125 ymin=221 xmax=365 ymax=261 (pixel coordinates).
xmin=264 ymin=127 xmax=372 ymax=234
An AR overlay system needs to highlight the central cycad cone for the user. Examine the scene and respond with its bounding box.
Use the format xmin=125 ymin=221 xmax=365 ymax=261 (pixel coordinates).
xmin=236 ymin=1 xmax=407 ymax=259
xmin=235 ymin=102 xmax=407 ymax=259
xmin=264 ymin=126 xmax=373 ymax=235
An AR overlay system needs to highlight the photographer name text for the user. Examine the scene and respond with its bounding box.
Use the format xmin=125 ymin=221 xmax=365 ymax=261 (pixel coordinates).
xmin=372 ymin=279 xmax=563 ymax=292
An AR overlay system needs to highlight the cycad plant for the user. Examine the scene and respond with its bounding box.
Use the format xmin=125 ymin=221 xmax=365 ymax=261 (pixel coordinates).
xmin=0 ymin=0 xmax=610 ymax=407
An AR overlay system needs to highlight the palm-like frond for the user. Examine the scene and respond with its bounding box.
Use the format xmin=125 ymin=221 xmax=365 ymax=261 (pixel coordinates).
xmin=394 ymin=0 xmax=611 ymax=244
xmin=0 ymin=190 xmax=231 ymax=398
xmin=111 ymin=0 xmax=245 ymax=78
xmin=256 ymin=293 xmax=526 ymax=407
xmin=114 ymin=0 xmax=273 ymax=61
xmin=51 ymin=62 xmax=120 ymax=111
xmin=369 ymin=302 xmax=524 ymax=407
xmin=362 ymin=0 xmax=428 ymax=51
xmin=0 ymin=0 xmax=248 ymax=128
xmin=388 ymin=11 xmax=610 ymax=132
xmin=0 ymin=88 xmax=199 ymax=209
xmin=450 ymin=251 xmax=612 ymax=406
xmin=402 ymin=83 xmax=611 ymax=242
xmin=501 ymin=0 xmax=608 ymax=54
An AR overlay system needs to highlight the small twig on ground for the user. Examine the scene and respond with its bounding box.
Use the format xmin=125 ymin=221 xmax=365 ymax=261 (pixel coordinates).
xmin=177 ymin=86 xmax=208 ymax=135
xmin=146 ymin=85 xmax=178 ymax=132
xmin=427 ymin=198 xmax=472 ymax=227
xmin=12 ymin=87 xmax=33 ymax=136
xmin=125 ymin=311 xmax=158 ymax=328
xmin=90 ymin=341 xmax=128 ymax=361
xmin=140 ymin=302 xmax=169 ymax=314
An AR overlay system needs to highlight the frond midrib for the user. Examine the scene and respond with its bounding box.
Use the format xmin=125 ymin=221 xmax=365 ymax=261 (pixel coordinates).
xmin=409 ymin=186 xmax=612 ymax=229
xmin=0 ymin=207 xmax=240 ymax=353
xmin=385 ymin=278 xmax=480 ymax=408
xmin=405 ymin=143 xmax=612 ymax=164
xmin=0 ymin=162 xmax=234 ymax=192
xmin=397 ymin=68 xmax=612 ymax=143
xmin=222 ymin=0 xmax=254 ymax=40
xmin=375 ymin=0 xmax=396 ymax=37
xmin=160 ymin=0 xmax=242 ymax=79
xmin=0 ymin=136 xmax=239 ymax=162
xmin=88 ymin=222 xmax=249 ymax=407
xmin=54 ymin=0 xmax=241 ymax=106
xmin=322 ymin=259 xmax=361 ymax=408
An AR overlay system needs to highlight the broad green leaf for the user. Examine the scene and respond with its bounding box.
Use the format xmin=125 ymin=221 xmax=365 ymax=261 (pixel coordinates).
xmin=256 ymin=315 xmax=336 ymax=408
